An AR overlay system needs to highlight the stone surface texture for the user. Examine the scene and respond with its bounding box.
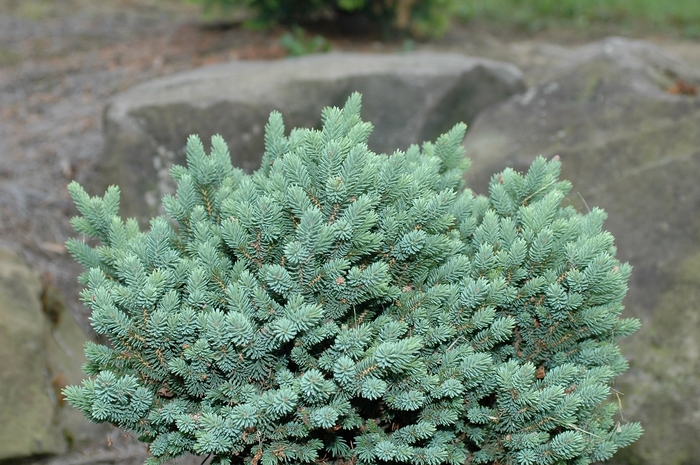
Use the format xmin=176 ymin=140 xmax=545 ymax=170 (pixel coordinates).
xmin=97 ymin=51 xmax=525 ymax=222
xmin=0 ymin=247 xmax=99 ymax=460
xmin=462 ymin=37 xmax=700 ymax=465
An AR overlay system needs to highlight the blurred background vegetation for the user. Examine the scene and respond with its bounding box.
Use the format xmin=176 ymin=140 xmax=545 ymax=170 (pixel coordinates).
xmin=456 ymin=0 xmax=700 ymax=38
xmin=3 ymin=0 xmax=699 ymax=51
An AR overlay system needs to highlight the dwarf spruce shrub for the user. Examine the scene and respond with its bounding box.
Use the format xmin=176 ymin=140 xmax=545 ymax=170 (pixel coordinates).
xmin=64 ymin=93 xmax=641 ymax=465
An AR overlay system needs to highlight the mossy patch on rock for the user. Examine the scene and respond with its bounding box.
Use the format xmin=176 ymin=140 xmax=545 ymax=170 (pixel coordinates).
xmin=0 ymin=248 xmax=65 ymax=459
xmin=614 ymin=247 xmax=700 ymax=464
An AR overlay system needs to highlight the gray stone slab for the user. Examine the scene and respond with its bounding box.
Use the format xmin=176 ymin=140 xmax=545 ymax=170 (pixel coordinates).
xmin=96 ymin=52 xmax=524 ymax=222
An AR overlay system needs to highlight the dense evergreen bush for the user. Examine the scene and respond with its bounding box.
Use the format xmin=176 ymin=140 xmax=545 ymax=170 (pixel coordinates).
xmin=190 ymin=0 xmax=455 ymax=37
xmin=64 ymin=93 xmax=641 ymax=465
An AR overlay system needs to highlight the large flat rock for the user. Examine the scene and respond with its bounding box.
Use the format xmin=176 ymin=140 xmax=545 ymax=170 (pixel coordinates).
xmin=97 ymin=52 xmax=524 ymax=222
xmin=462 ymin=37 xmax=700 ymax=465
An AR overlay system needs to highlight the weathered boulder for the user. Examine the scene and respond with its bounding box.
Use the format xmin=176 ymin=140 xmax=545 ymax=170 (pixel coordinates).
xmin=97 ymin=51 xmax=524 ymax=222
xmin=0 ymin=247 xmax=100 ymax=460
xmin=462 ymin=37 xmax=700 ymax=465
xmin=0 ymin=247 xmax=65 ymax=459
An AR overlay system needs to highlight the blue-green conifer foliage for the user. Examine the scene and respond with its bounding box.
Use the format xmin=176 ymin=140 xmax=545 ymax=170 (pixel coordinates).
xmin=64 ymin=93 xmax=641 ymax=465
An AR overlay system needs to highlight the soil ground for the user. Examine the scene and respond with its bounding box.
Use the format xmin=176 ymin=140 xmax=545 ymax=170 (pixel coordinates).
xmin=1 ymin=0 xmax=698 ymax=463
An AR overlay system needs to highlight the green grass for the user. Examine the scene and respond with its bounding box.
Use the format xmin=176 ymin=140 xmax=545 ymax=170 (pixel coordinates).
xmin=454 ymin=0 xmax=700 ymax=37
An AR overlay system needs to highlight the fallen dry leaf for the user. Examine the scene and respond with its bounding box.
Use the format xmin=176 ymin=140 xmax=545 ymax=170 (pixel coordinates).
xmin=668 ymin=78 xmax=697 ymax=96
